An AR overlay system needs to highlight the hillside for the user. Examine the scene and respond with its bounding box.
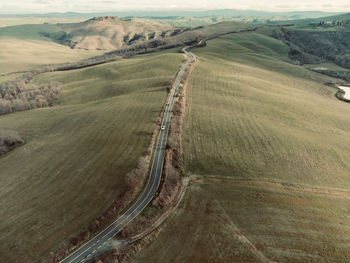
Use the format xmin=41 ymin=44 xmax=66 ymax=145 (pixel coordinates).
xmin=0 ymin=51 xmax=183 ymax=262
xmin=0 ymin=22 xmax=101 ymax=74
xmin=134 ymin=29 xmax=350 ymax=262
xmin=56 ymin=17 xmax=177 ymax=50
xmin=0 ymin=17 xmax=175 ymax=75
xmin=268 ymin=13 xmax=350 ymax=69
xmin=2 ymin=13 xmax=350 ymax=263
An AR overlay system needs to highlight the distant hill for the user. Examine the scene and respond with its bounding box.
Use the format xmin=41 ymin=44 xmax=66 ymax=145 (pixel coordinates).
xmin=269 ymin=13 xmax=350 ymax=70
xmin=55 ymin=17 xmax=175 ymax=50
xmin=0 ymin=10 xmax=341 ymax=19
xmin=0 ymin=17 xmax=187 ymax=51
xmin=269 ymin=12 xmax=350 ymax=24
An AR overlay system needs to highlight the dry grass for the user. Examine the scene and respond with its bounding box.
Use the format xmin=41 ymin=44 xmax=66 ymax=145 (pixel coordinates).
xmin=0 ymin=37 xmax=101 ymax=74
xmin=60 ymin=18 xmax=172 ymax=50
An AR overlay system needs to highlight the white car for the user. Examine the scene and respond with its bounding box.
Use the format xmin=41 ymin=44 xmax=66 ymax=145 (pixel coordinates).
xmin=161 ymin=126 xmax=165 ymax=130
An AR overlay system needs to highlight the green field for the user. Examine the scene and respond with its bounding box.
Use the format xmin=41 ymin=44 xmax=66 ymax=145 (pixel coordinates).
xmin=0 ymin=51 xmax=183 ymax=262
xmin=134 ymin=31 xmax=350 ymax=262
xmin=184 ymin=32 xmax=350 ymax=187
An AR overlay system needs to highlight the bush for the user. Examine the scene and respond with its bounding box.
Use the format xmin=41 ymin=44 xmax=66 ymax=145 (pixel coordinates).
xmin=154 ymin=165 xmax=180 ymax=208
xmin=172 ymin=101 xmax=182 ymax=116
xmin=0 ymin=79 xmax=60 ymax=115
xmin=126 ymin=157 xmax=148 ymax=191
xmin=0 ymin=130 xmax=24 ymax=156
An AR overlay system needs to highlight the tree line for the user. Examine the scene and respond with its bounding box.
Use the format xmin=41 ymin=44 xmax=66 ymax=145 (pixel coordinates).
xmin=0 ymin=71 xmax=61 ymax=115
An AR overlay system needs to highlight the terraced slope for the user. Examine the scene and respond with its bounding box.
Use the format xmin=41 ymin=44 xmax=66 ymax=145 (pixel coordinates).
xmin=134 ymin=31 xmax=350 ymax=262
xmin=0 ymin=51 xmax=183 ymax=262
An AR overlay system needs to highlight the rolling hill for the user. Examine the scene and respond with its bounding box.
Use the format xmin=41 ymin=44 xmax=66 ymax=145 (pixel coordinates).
xmin=0 ymin=50 xmax=183 ymax=262
xmin=2 ymin=13 xmax=350 ymax=263
xmin=133 ymin=26 xmax=350 ymax=263
xmin=56 ymin=17 xmax=176 ymax=50
xmin=0 ymin=17 xmax=181 ymax=75
xmin=0 ymin=22 xmax=101 ymax=75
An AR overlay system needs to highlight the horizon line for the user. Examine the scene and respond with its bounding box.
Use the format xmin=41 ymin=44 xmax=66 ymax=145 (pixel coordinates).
xmin=0 ymin=8 xmax=348 ymax=16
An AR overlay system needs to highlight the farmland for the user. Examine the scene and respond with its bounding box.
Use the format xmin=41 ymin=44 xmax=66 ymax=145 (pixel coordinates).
xmin=133 ymin=30 xmax=350 ymax=262
xmin=0 ymin=51 xmax=183 ymax=262
xmin=1 ymin=10 xmax=350 ymax=263
xmin=184 ymin=32 xmax=350 ymax=187
xmin=134 ymin=178 xmax=350 ymax=263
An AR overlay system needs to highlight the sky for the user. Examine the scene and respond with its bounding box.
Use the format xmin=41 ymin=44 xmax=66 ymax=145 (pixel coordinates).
xmin=0 ymin=0 xmax=350 ymax=14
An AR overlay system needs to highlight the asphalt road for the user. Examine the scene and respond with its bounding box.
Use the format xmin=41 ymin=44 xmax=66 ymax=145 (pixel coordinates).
xmin=59 ymin=47 xmax=194 ymax=263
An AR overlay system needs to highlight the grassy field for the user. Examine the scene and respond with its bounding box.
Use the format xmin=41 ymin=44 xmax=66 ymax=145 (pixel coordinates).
xmin=0 ymin=22 xmax=105 ymax=74
xmin=134 ymin=178 xmax=350 ymax=263
xmin=134 ymin=31 xmax=350 ymax=262
xmin=0 ymin=73 xmax=23 ymax=83
xmin=0 ymin=51 xmax=183 ymax=262
xmin=0 ymin=36 xmax=101 ymax=74
xmin=184 ymin=32 xmax=350 ymax=188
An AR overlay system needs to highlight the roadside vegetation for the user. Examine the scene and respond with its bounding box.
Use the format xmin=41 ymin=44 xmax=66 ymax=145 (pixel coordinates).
xmin=0 ymin=51 xmax=183 ymax=263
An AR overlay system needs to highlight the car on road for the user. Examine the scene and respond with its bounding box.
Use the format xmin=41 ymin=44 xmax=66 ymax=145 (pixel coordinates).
xmin=161 ymin=126 xmax=165 ymax=130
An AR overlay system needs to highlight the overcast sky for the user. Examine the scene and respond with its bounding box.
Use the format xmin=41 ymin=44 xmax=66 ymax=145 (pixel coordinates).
xmin=0 ymin=0 xmax=350 ymax=14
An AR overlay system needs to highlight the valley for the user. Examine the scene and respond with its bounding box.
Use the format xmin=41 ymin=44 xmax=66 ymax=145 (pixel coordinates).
xmin=1 ymin=9 xmax=350 ymax=263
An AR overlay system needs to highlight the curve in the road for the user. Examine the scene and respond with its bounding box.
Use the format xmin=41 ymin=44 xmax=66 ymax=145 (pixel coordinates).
xmin=59 ymin=46 xmax=194 ymax=263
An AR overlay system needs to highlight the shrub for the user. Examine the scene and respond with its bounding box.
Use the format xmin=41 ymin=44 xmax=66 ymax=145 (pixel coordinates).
xmin=0 ymin=79 xmax=60 ymax=115
xmin=153 ymin=165 xmax=180 ymax=208
xmin=0 ymin=130 xmax=24 ymax=156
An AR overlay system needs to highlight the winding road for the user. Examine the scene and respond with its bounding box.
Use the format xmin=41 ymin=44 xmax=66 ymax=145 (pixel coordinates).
xmin=59 ymin=47 xmax=194 ymax=263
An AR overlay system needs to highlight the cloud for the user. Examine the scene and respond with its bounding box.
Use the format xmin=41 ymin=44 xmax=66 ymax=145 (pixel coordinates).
xmin=35 ymin=0 xmax=54 ymax=3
